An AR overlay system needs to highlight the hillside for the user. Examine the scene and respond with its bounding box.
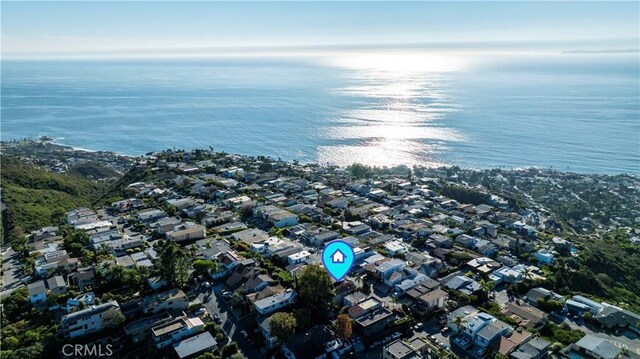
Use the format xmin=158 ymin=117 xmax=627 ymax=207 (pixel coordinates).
xmin=1 ymin=158 xmax=105 ymax=241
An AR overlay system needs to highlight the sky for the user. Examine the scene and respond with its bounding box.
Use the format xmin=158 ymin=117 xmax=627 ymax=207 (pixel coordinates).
xmin=2 ymin=1 xmax=639 ymax=59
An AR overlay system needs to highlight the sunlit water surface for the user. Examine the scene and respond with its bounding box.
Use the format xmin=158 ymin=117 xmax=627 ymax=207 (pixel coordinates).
xmin=2 ymin=53 xmax=638 ymax=174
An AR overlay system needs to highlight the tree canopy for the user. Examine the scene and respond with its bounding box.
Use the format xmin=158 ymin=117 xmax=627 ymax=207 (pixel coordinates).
xmin=298 ymin=264 xmax=334 ymax=322
xmin=269 ymin=312 xmax=297 ymax=345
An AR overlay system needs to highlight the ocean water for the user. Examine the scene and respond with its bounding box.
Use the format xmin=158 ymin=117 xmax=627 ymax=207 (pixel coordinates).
xmin=2 ymin=54 xmax=638 ymax=174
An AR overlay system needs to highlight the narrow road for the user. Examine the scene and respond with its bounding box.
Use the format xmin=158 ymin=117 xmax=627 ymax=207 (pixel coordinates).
xmin=198 ymin=284 xmax=263 ymax=359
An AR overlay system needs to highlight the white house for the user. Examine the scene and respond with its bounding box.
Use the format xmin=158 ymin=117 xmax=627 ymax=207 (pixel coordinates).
xmin=383 ymin=240 xmax=407 ymax=256
xmin=151 ymin=315 xmax=205 ymax=349
xmin=269 ymin=211 xmax=298 ymax=228
xmin=533 ymin=250 xmax=554 ymax=265
xmin=254 ymin=289 xmax=297 ymax=315
xmin=287 ymin=250 xmax=311 ymax=265
xmin=61 ymin=301 xmax=121 ymax=338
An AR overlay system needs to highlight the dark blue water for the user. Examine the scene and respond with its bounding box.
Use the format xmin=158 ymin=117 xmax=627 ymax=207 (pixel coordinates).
xmin=2 ymin=54 xmax=638 ymax=174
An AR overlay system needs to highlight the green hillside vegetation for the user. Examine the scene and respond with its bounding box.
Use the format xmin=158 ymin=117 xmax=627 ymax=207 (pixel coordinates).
xmin=94 ymin=164 xmax=153 ymax=206
xmin=551 ymin=230 xmax=640 ymax=313
xmin=1 ymin=158 xmax=104 ymax=240
xmin=68 ymin=161 xmax=119 ymax=179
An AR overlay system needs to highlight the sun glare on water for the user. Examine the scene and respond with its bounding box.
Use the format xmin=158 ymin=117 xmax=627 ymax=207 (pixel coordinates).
xmin=319 ymin=53 xmax=466 ymax=168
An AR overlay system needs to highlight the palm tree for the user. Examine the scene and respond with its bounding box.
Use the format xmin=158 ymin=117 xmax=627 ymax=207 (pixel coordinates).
xmin=452 ymin=315 xmax=466 ymax=334
xmin=479 ymin=279 xmax=496 ymax=302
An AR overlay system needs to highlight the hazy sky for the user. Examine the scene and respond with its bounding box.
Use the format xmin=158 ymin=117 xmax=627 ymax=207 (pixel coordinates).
xmin=2 ymin=1 xmax=639 ymax=58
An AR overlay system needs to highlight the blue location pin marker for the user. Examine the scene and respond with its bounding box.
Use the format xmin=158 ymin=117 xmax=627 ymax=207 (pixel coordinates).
xmin=322 ymin=240 xmax=355 ymax=281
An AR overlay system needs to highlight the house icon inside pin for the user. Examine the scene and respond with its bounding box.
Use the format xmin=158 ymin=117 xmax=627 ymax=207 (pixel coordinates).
xmin=331 ymin=249 xmax=346 ymax=264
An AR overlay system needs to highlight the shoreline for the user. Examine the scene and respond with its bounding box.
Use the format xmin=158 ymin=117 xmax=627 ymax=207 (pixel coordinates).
xmin=1 ymin=136 xmax=637 ymax=178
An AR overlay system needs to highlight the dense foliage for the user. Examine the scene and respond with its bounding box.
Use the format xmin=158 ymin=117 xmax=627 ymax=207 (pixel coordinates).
xmin=1 ymin=158 xmax=102 ymax=237
xmin=298 ymin=264 xmax=334 ymax=323
xmin=441 ymin=185 xmax=490 ymax=206
xmin=551 ymin=230 xmax=640 ymax=312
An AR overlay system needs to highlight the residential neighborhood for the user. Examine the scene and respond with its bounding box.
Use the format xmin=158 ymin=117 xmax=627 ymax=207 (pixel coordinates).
xmin=1 ymin=144 xmax=639 ymax=359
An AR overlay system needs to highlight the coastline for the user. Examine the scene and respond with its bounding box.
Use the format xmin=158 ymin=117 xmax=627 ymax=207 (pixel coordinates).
xmin=1 ymin=135 xmax=637 ymax=178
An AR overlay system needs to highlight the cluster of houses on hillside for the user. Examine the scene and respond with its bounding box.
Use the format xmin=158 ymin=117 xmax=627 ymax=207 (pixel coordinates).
xmin=14 ymin=150 xmax=640 ymax=359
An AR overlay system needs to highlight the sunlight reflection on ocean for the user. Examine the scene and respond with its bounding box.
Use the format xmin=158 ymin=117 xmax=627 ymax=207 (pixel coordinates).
xmin=1 ymin=53 xmax=638 ymax=174
xmin=318 ymin=54 xmax=466 ymax=167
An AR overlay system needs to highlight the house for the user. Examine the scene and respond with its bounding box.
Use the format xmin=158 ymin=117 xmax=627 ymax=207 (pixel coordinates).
xmin=572 ymin=335 xmax=622 ymax=359
xmin=141 ymin=289 xmax=189 ymax=315
xmin=467 ymin=257 xmax=501 ymax=274
xmin=308 ymin=230 xmax=340 ymax=247
xmin=383 ymin=240 xmax=407 ymax=256
xmin=525 ymin=288 xmax=564 ymax=306
xmin=456 ymin=234 xmax=477 ymax=248
xmin=258 ymin=315 xmax=278 ymax=348
xmin=354 ymin=307 xmax=396 ymax=338
xmin=429 ymin=234 xmax=453 ymax=248
xmin=136 ymin=208 xmax=167 ymax=223
xmin=151 ymin=315 xmax=205 ymax=349
xmin=462 ymin=312 xmax=496 ymax=340
xmin=571 ymin=295 xmax=603 ymax=315
xmin=60 ymin=301 xmax=121 ymax=338
xmin=533 ymin=250 xmax=554 ymax=265
xmin=374 ymin=259 xmax=406 ymax=280
xmin=344 ymin=291 xmax=368 ymax=307
xmin=510 ymin=337 xmax=551 ymax=359
xmin=29 ymin=226 xmax=60 ymax=242
xmin=28 ymin=281 xmax=47 ymax=304
xmin=173 ymin=331 xmax=217 ymax=359
xmin=124 ymin=312 xmax=173 ymax=344
xmin=68 ymin=266 xmax=96 ymax=290
xmin=490 ymin=266 xmax=524 ymax=284
xmin=46 ymin=275 xmax=68 ymax=295
xmin=442 ymin=271 xmax=481 ymax=295
xmin=448 ymin=305 xmax=480 ymax=333
xmin=151 ymin=216 xmax=183 ymax=233
xmin=348 ymin=297 xmax=384 ymax=319
xmin=167 ymin=223 xmax=206 ymax=242
xmin=476 ymin=320 xmax=513 ymax=348
xmin=415 ymin=288 xmax=448 ymax=313
xmin=287 ymin=250 xmax=311 ymax=265
xmin=254 ymin=288 xmax=297 ymax=315
xmin=269 ymin=211 xmax=298 ymax=228
xmin=501 ymin=301 xmax=547 ymax=329
xmin=66 ymin=292 xmax=97 ymax=312
xmin=244 ymin=272 xmax=274 ymax=293
xmin=595 ymin=303 xmax=640 ymax=333
xmin=382 ymin=339 xmax=423 ymax=359
xmin=565 ymin=299 xmax=593 ymax=316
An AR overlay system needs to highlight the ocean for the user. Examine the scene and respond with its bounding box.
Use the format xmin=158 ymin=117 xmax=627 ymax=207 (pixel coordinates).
xmin=2 ymin=53 xmax=638 ymax=174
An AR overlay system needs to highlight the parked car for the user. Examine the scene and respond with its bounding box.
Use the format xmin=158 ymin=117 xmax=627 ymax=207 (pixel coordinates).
xmin=240 ymin=330 xmax=249 ymax=338
xmin=222 ymin=291 xmax=232 ymax=299
xmin=195 ymin=307 xmax=208 ymax=316
xmin=203 ymin=281 xmax=211 ymax=288
xmin=413 ymin=323 xmax=423 ymax=330
xmin=213 ymin=314 xmax=222 ymax=324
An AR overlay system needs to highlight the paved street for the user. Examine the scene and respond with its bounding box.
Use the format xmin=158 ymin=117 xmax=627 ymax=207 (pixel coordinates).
xmin=1 ymin=247 xmax=24 ymax=297
xmin=198 ymin=283 xmax=263 ymax=359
